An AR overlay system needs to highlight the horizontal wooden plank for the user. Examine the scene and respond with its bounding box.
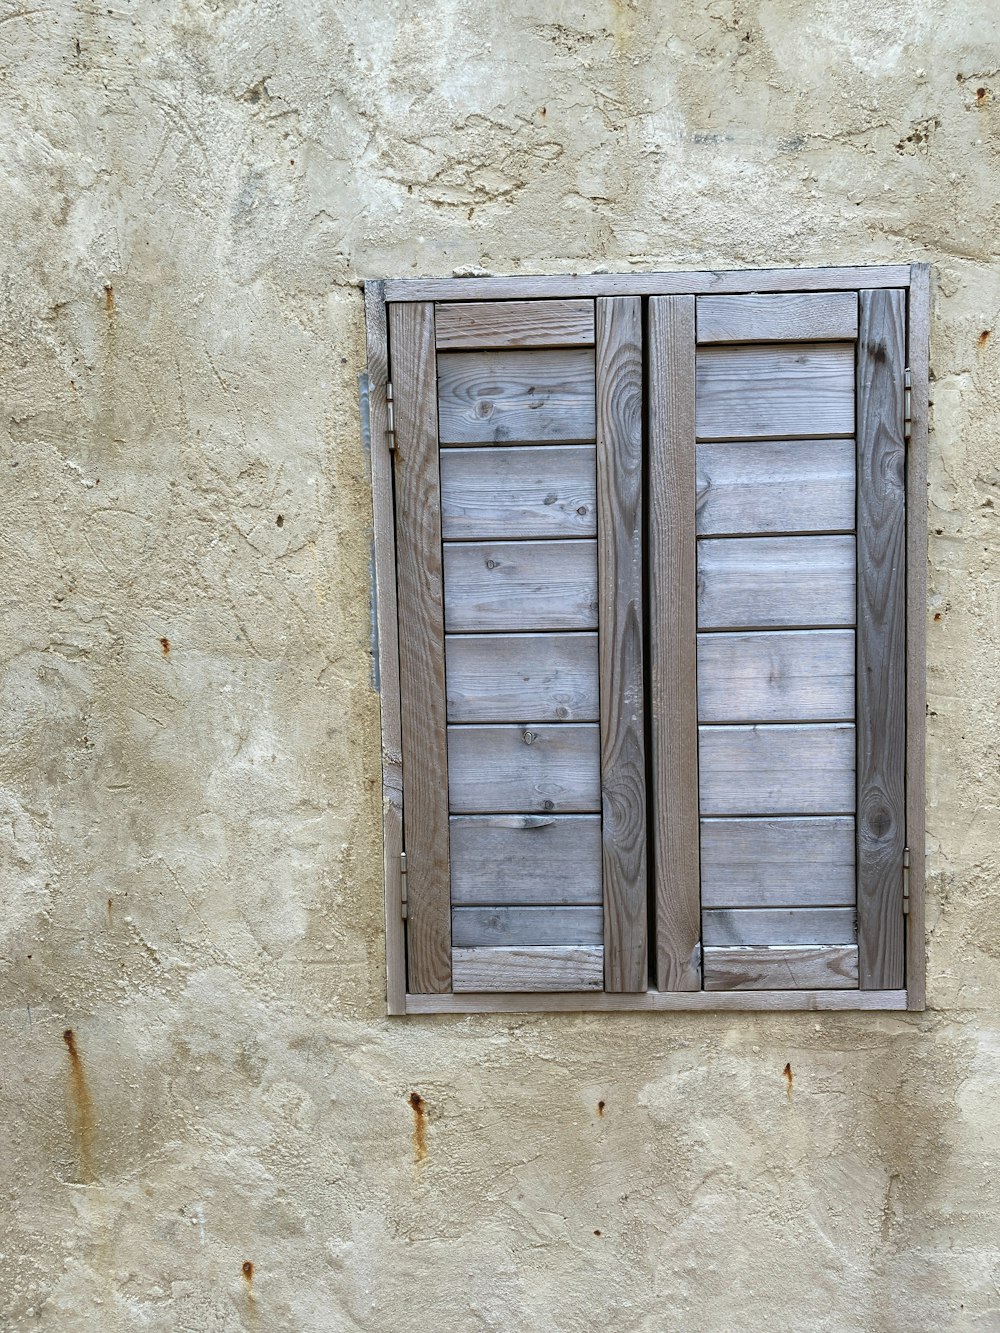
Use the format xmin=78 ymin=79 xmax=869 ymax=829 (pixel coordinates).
xmin=700 ymin=816 xmax=856 ymax=907
xmin=452 ymin=945 xmax=604 ymax=991
xmin=382 ymin=266 xmax=913 ymax=303
xmin=437 ymin=349 xmax=596 ymax=444
xmin=452 ymin=906 xmax=604 ymax=947
xmin=698 ymin=723 xmax=856 ymax=815
xmin=440 ymin=445 xmax=596 ymax=539
xmin=703 ymin=945 xmax=859 ymax=990
xmin=444 ymin=540 xmax=598 ymax=631
xmin=702 ymin=908 xmax=856 ymax=946
xmin=450 ymin=814 xmax=602 ymax=905
xmin=697 ymin=630 xmax=854 ymax=722
xmin=435 ymin=299 xmax=595 ymax=349
xmin=696 ymin=439 xmax=856 ymax=536
xmin=406 ymin=988 xmax=906 ymax=1012
xmin=697 ymin=535 xmax=856 ymax=629
xmin=446 ymin=632 xmax=598 ymax=722
xmin=696 ymin=292 xmax=859 ymax=344
xmin=696 ymin=343 xmax=855 ymax=440
xmin=448 ymin=723 xmax=600 ymax=813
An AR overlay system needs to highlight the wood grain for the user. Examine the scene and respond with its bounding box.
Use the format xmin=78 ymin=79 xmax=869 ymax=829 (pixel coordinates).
xmin=447 ymin=723 xmax=601 ymax=813
xmin=446 ymin=632 xmax=598 ymax=723
xmin=702 ymin=908 xmax=856 ymax=946
xmin=700 ymin=816 xmax=856 ymax=908
xmin=452 ymin=945 xmax=604 ymax=991
xmin=437 ymin=349 xmax=596 ymax=443
xmin=696 ymin=292 xmax=859 ymax=344
xmin=365 ymin=283 xmax=406 ymax=1014
xmin=406 ymin=988 xmax=906 ymax=1013
xmin=384 ymin=265 xmax=912 ymax=303
xmin=596 ymin=297 xmax=647 ymax=992
xmin=697 ymin=535 xmax=856 ymax=629
xmin=697 ymin=630 xmax=855 ymax=722
xmin=703 ymin=945 xmax=859 ymax=990
xmin=696 ymin=439 xmax=856 ymax=536
xmin=388 ymin=301 xmax=451 ymax=993
xmin=648 ymin=295 xmax=701 ymax=990
xmin=452 ymin=906 xmax=604 ymax=946
xmin=698 ymin=723 xmax=856 ymax=816
xmin=440 ymin=445 xmax=596 ymax=539
xmin=905 ymin=264 xmax=930 ymax=1011
xmin=443 ymin=539 xmax=598 ymax=631
xmin=856 ymin=288 xmax=907 ymax=990
xmin=435 ymin=298 xmax=595 ymax=349
xmin=450 ymin=814 xmax=603 ymax=906
xmin=696 ymin=343 xmax=855 ymax=440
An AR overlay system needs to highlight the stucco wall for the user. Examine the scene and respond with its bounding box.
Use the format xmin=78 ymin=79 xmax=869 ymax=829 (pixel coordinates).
xmin=1 ymin=2 xmax=998 ymax=1329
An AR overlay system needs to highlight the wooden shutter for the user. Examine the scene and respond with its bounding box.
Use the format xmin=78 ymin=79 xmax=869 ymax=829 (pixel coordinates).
xmin=372 ymin=264 xmax=925 ymax=1013
xmin=390 ymin=297 xmax=647 ymax=995
xmin=647 ymin=288 xmax=908 ymax=993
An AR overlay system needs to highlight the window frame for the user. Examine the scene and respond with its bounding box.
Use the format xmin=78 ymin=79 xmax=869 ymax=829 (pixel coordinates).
xmin=365 ymin=264 xmax=929 ymax=1016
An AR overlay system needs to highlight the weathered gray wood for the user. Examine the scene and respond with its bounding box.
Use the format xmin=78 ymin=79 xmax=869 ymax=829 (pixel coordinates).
xmin=596 ymin=297 xmax=647 ymax=992
xmin=703 ymin=945 xmax=859 ymax=990
xmin=452 ymin=906 xmax=604 ymax=947
xmin=906 ymin=264 xmax=930 ymax=1012
xmin=702 ymin=908 xmax=856 ymax=946
xmin=388 ymin=301 xmax=451 ymax=993
xmin=696 ymin=439 xmax=856 ymax=536
xmin=856 ymin=288 xmax=908 ymax=991
xmin=448 ymin=723 xmax=600 ymax=813
xmin=365 ymin=284 xmax=406 ymax=1014
xmin=443 ymin=540 xmax=598 ymax=631
xmin=383 ymin=265 xmax=913 ymax=303
xmin=696 ymin=292 xmax=859 ymax=344
xmin=446 ymin=633 xmax=598 ymax=723
xmin=450 ymin=814 xmax=602 ymax=905
xmin=452 ymin=946 xmax=604 ymax=991
xmin=700 ymin=816 xmax=856 ymax=908
xmin=435 ymin=298 xmax=595 ymax=349
xmin=697 ymin=535 xmax=856 ymax=629
xmin=439 ymin=445 xmax=596 ymax=539
xmin=697 ymin=630 xmax=855 ymax=722
xmin=648 ymin=294 xmax=701 ymax=990
xmin=437 ymin=349 xmax=596 ymax=444
xmin=696 ymin=343 xmax=855 ymax=440
xmin=698 ymin=723 xmax=856 ymax=815
xmin=406 ymin=987 xmax=905 ymax=1013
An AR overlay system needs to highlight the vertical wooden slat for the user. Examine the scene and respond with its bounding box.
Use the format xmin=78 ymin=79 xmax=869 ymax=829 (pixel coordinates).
xmin=596 ymin=297 xmax=647 ymax=992
xmin=905 ymin=266 xmax=930 ymax=1011
xmin=649 ymin=296 xmax=702 ymax=990
xmin=365 ymin=283 xmax=406 ymax=1014
xmin=856 ymin=288 xmax=907 ymax=990
xmin=389 ymin=302 xmax=451 ymax=993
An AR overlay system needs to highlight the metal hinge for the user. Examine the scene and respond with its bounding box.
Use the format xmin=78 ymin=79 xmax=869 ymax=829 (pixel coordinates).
xmin=399 ymin=850 xmax=408 ymax=919
xmin=902 ymin=846 xmax=911 ymax=915
xmin=385 ymin=381 xmax=396 ymax=450
xmin=903 ymin=368 xmax=912 ymax=441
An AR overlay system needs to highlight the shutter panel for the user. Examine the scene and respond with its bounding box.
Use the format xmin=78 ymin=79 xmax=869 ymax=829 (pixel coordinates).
xmin=392 ymin=296 xmax=648 ymax=995
xmin=677 ymin=288 xmax=908 ymax=993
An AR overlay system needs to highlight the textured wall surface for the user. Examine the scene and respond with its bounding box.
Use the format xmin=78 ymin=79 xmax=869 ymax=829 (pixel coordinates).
xmin=1 ymin=2 xmax=998 ymax=1329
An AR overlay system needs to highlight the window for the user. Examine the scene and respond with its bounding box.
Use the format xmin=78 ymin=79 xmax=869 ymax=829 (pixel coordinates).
xmin=365 ymin=265 xmax=928 ymax=1015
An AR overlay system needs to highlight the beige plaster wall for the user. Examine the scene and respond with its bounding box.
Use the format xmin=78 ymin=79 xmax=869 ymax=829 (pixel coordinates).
xmin=1 ymin=2 xmax=998 ymax=1329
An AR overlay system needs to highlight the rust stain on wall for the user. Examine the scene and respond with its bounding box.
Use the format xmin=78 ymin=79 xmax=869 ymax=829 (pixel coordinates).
xmin=62 ymin=1029 xmax=96 ymax=1181
xmin=783 ymin=1063 xmax=794 ymax=1100
xmin=408 ymin=1091 xmax=428 ymax=1163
